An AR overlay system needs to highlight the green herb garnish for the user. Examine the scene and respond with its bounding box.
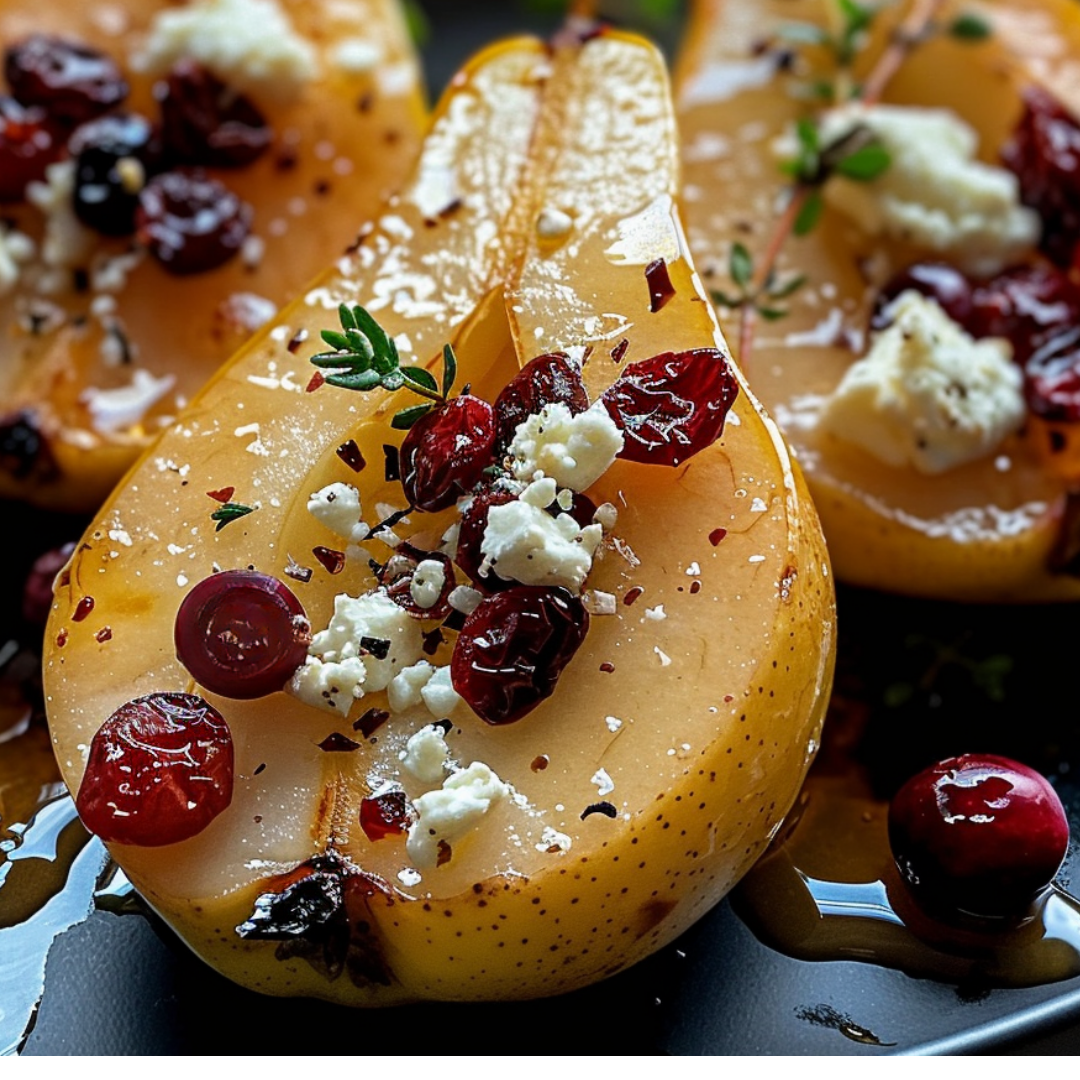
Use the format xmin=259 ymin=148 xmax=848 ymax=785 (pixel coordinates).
xmin=211 ymin=502 xmax=255 ymax=531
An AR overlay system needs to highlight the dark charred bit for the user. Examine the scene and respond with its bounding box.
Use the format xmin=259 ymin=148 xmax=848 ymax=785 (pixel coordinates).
xmin=353 ymin=706 xmax=390 ymax=737
xmin=318 ymin=732 xmax=362 ymax=753
xmin=581 ymin=801 xmax=618 ymax=820
xmin=1049 ymin=488 xmax=1080 ymax=577
xmin=360 ymin=636 xmax=391 ymax=660
xmin=422 ymin=627 xmax=445 ymax=656
xmin=382 ymin=443 xmax=401 ymax=482
xmin=336 ymin=438 xmax=366 ymax=472
xmin=0 ymin=410 xmax=58 ymax=482
xmin=645 ymin=258 xmax=676 ymax=313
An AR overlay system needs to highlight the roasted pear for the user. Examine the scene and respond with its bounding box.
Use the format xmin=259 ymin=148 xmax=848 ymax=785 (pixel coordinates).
xmin=676 ymin=0 xmax=1080 ymax=600
xmin=1 ymin=0 xmax=425 ymax=512
xmin=44 ymin=29 xmax=835 ymax=1005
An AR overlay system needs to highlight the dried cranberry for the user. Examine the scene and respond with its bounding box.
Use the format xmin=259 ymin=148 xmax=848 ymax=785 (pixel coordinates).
xmin=22 ymin=540 xmax=76 ymax=626
xmin=69 ymin=111 xmax=163 ymax=235
xmin=399 ymin=394 xmax=497 ymax=512
xmin=136 ymin=169 xmax=252 ymax=274
xmin=450 ymin=585 xmax=589 ymax=725
xmin=1024 ymin=325 xmax=1080 ymax=421
xmin=0 ymin=409 xmax=56 ymax=482
xmin=359 ymin=789 xmax=413 ymax=840
xmin=601 ymin=348 xmax=739 ymax=466
xmin=454 ymin=484 xmax=519 ymax=590
xmin=0 ymin=96 xmax=62 ymax=201
xmin=493 ymin=352 xmax=589 ymax=453
xmin=75 ymin=692 xmax=233 ymax=846
xmin=379 ymin=546 xmax=456 ymax=619
xmin=174 ymin=569 xmax=311 ymax=699
xmin=156 ymin=60 xmax=271 ymax=168
xmin=888 ymin=753 xmax=1069 ymax=919
xmin=871 ymin=262 xmax=974 ymax=332
xmin=4 ymin=35 xmax=127 ymax=126
xmin=1001 ymin=85 xmax=1080 ymax=267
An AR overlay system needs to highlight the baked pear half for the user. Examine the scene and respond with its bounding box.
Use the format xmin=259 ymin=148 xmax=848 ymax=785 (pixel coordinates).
xmin=1 ymin=0 xmax=425 ymax=512
xmin=676 ymin=0 xmax=1080 ymax=600
xmin=44 ymin=28 xmax=835 ymax=1005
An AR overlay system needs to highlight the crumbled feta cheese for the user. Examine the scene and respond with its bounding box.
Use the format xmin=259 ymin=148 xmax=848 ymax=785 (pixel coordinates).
xmin=289 ymin=590 xmax=423 ymax=715
xmin=420 ymin=665 xmax=461 ymax=717
xmin=80 ymin=369 xmax=177 ymax=434
xmin=307 ymin=482 xmax=369 ymax=543
xmin=398 ymin=721 xmax=450 ymax=784
xmin=508 ymin=401 xmax=624 ymax=492
xmin=0 ymin=226 xmax=35 ymax=295
xmin=448 ymin=585 xmax=483 ymax=615
xmin=583 ymin=589 xmax=617 ymax=615
xmin=818 ymin=290 xmax=1025 ymax=474
xmin=388 ymin=660 xmax=436 ymax=713
xmin=131 ymin=0 xmax=318 ymax=105
xmin=331 ymin=37 xmax=383 ymax=73
xmin=805 ymin=104 xmax=1039 ymax=276
xmin=481 ymin=486 xmax=603 ymax=591
xmin=537 ymin=825 xmax=572 ymax=854
xmin=27 ymin=161 xmax=96 ymax=275
xmin=406 ymin=761 xmax=509 ymax=869
xmin=409 ymin=559 xmax=446 ymax=610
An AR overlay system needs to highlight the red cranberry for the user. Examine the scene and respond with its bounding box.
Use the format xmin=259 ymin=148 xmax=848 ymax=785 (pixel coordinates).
xmin=4 ymin=35 xmax=128 ymax=126
xmin=359 ymin=789 xmax=413 ymax=841
xmin=1001 ymin=85 xmax=1080 ymax=268
xmin=601 ymin=348 xmax=739 ymax=466
xmin=450 ymin=585 xmax=589 ymax=724
xmin=888 ymin=753 xmax=1070 ymax=919
xmin=379 ymin=546 xmax=456 ymax=619
xmin=871 ymin=262 xmax=974 ymax=332
xmin=75 ymin=692 xmax=233 ymax=846
xmin=493 ymin=352 xmax=589 ymax=453
xmin=399 ymin=394 xmax=497 ymax=512
xmin=0 ymin=409 xmax=56 ymax=482
xmin=454 ymin=484 xmax=519 ymax=589
xmin=174 ymin=569 xmax=311 ymax=699
xmin=0 ymin=96 xmax=63 ymax=201
xmin=1023 ymin=325 xmax=1080 ymax=421
xmin=69 ymin=111 xmax=163 ymax=235
xmin=136 ymin=169 xmax=252 ymax=274
xmin=22 ymin=540 xmax=76 ymax=626
xmin=156 ymin=60 xmax=271 ymax=168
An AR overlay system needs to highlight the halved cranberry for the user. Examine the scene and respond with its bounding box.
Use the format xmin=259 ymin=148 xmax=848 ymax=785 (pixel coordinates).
xmin=75 ymin=692 xmax=233 ymax=846
xmin=174 ymin=569 xmax=311 ymax=699
xmin=601 ymin=348 xmax=739 ymax=466
xmin=888 ymin=753 xmax=1070 ymax=919
xmin=493 ymin=352 xmax=589 ymax=454
xmin=454 ymin=484 xmax=519 ymax=590
xmin=450 ymin=585 xmax=589 ymax=725
xmin=0 ymin=96 xmax=62 ymax=201
xmin=156 ymin=60 xmax=272 ymax=168
xmin=136 ymin=169 xmax=252 ymax=274
xmin=69 ymin=111 xmax=163 ymax=234
xmin=871 ymin=262 xmax=974 ymax=332
xmin=359 ymin=789 xmax=413 ymax=841
xmin=379 ymin=546 xmax=456 ymax=619
xmin=4 ymin=35 xmax=128 ymax=126
xmin=1001 ymin=85 xmax=1080 ymax=268
xmin=399 ymin=394 xmax=496 ymax=512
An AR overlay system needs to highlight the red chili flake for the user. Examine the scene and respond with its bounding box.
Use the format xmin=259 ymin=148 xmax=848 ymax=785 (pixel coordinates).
xmin=286 ymin=328 xmax=308 ymax=354
xmin=313 ymin=546 xmax=346 ymax=574
xmin=56 ymin=628 xmax=68 ymax=647
xmin=581 ymin=801 xmax=618 ymax=820
xmin=336 ymin=439 xmax=366 ymax=472
xmin=623 ymin=586 xmax=644 ymax=606
xmin=599 ymin=661 xmax=615 ymax=673
xmin=645 ymin=258 xmax=676 ymax=313
xmin=531 ymin=755 xmax=550 ymax=772
xmin=206 ymin=486 xmax=235 ymax=503
xmin=318 ymin=732 xmax=361 ymax=753
xmin=359 ymin=789 xmax=411 ymax=840
xmin=306 ymin=370 xmax=326 ymax=393
xmin=690 ymin=580 xmax=702 ymax=595
xmin=610 ymin=338 xmax=629 ymax=364
xmin=708 ymin=528 xmax=728 ymax=546
xmin=94 ymin=626 xmax=112 ymax=643
xmin=353 ymin=707 xmax=390 ymax=737
xmin=436 ymin=839 xmax=453 ymax=867
xmin=73 ymin=596 xmax=95 ymax=622
xmin=422 ymin=627 xmax=445 ymax=656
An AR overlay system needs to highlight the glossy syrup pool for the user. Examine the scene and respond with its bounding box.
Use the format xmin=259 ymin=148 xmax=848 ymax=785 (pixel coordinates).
xmin=3 ymin=499 xmax=1080 ymax=1052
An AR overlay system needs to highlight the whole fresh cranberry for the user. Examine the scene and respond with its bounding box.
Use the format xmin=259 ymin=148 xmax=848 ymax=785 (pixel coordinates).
xmin=174 ymin=569 xmax=311 ymax=699
xmin=4 ymin=34 xmax=128 ymax=126
xmin=0 ymin=96 xmax=63 ymax=201
xmin=399 ymin=394 xmax=497 ymax=512
xmin=1001 ymin=85 xmax=1080 ymax=268
xmin=602 ymin=348 xmax=739 ymax=467
xmin=451 ymin=585 xmax=589 ymax=724
xmin=75 ymin=692 xmax=233 ymax=846
xmin=136 ymin=169 xmax=252 ymax=274
xmin=493 ymin=352 xmax=589 ymax=453
xmin=888 ymin=753 xmax=1070 ymax=919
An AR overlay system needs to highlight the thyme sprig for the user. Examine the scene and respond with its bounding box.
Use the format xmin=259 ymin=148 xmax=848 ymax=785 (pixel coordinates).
xmin=711 ymin=242 xmax=807 ymax=322
xmin=311 ymin=303 xmax=459 ymax=429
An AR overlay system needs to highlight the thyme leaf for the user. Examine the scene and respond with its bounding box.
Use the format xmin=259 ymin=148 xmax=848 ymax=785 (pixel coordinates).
xmin=211 ymin=502 xmax=255 ymax=531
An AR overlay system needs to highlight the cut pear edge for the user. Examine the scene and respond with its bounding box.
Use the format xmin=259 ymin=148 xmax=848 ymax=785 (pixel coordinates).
xmin=45 ymin=28 xmax=835 ymax=1006
xmin=674 ymin=0 xmax=1080 ymax=601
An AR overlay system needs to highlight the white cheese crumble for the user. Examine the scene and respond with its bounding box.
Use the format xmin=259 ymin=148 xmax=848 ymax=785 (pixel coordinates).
xmin=421 ymin=665 xmax=461 ymax=717
xmin=26 ymin=161 xmax=97 ymax=280
xmin=288 ymin=590 xmax=422 ymax=716
xmin=480 ymin=480 xmax=603 ymax=591
xmin=307 ymin=482 xmax=369 ymax=543
xmin=398 ymin=722 xmax=450 ymax=784
xmin=805 ymin=104 xmax=1040 ymax=276
xmin=131 ymin=0 xmax=318 ymax=105
xmin=406 ymin=761 xmax=509 ymax=869
xmin=80 ymin=369 xmax=177 ymax=434
xmin=818 ymin=290 xmax=1025 ymax=474
xmin=508 ymin=401 xmax=624 ymax=492
xmin=0 ymin=226 xmax=35 ymax=295
xmin=388 ymin=660 xmax=436 ymax=713
xmin=409 ymin=559 xmax=446 ymax=610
